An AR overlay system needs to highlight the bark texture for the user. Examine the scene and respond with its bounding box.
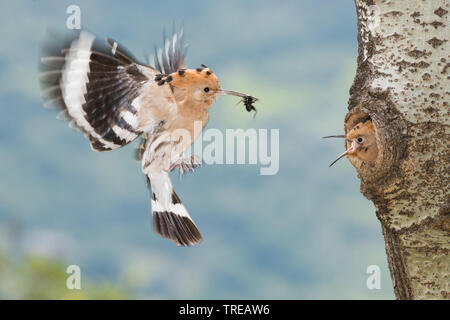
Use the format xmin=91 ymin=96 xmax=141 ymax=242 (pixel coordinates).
xmin=349 ymin=0 xmax=449 ymax=299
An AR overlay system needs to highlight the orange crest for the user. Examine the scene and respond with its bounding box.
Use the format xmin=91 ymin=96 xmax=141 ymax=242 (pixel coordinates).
xmin=156 ymin=66 xmax=220 ymax=91
xmin=346 ymin=120 xmax=375 ymax=140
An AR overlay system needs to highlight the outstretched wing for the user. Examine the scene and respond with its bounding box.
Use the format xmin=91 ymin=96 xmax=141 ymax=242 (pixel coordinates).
xmin=151 ymin=27 xmax=187 ymax=75
xmin=39 ymin=30 xmax=158 ymax=151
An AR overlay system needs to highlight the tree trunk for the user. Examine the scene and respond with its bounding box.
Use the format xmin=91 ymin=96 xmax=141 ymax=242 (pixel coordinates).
xmin=349 ymin=0 xmax=449 ymax=299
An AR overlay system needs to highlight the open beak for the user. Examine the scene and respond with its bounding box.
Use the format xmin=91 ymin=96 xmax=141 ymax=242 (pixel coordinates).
xmin=328 ymin=140 xmax=360 ymax=167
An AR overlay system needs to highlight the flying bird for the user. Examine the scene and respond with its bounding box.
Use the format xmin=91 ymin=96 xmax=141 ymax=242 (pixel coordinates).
xmin=39 ymin=28 xmax=258 ymax=246
xmin=324 ymin=117 xmax=378 ymax=167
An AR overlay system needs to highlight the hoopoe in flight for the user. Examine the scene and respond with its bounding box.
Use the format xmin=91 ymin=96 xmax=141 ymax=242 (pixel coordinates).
xmin=324 ymin=117 xmax=378 ymax=167
xmin=39 ymin=28 xmax=257 ymax=246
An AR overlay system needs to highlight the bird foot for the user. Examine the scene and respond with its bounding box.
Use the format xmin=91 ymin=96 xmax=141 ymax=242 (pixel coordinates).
xmin=170 ymin=155 xmax=202 ymax=175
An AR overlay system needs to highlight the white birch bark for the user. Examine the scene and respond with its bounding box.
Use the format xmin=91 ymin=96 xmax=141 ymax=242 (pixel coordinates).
xmin=349 ymin=0 xmax=449 ymax=299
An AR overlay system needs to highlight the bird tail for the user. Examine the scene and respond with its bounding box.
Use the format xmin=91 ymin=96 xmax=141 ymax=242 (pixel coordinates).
xmin=147 ymin=172 xmax=202 ymax=246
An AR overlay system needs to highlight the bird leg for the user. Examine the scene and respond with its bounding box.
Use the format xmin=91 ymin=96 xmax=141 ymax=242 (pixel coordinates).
xmin=170 ymin=155 xmax=202 ymax=175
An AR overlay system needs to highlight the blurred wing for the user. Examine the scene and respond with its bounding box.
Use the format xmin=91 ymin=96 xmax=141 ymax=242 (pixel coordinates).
xmin=39 ymin=30 xmax=158 ymax=151
xmin=151 ymin=27 xmax=187 ymax=74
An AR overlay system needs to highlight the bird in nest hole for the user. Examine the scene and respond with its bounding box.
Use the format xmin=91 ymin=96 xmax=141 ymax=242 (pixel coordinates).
xmin=324 ymin=117 xmax=378 ymax=167
xmin=39 ymin=27 xmax=258 ymax=246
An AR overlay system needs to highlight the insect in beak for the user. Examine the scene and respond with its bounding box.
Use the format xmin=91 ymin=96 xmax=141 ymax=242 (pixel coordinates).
xmin=215 ymin=89 xmax=247 ymax=98
xmin=328 ymin=140 xmax=360 ymax=167
xmin=216 ymin=89 xmax=258 ymax=114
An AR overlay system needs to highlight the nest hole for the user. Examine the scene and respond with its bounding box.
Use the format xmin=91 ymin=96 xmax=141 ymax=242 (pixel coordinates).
xmin=344 ymin=110 xmax=392 ymax=183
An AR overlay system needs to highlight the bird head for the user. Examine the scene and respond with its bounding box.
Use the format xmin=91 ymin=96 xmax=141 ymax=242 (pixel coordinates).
xmin=325 ymin=118 xmax=378 ymax=167
xmin=155 ymin=65 xmax=255 ymax=108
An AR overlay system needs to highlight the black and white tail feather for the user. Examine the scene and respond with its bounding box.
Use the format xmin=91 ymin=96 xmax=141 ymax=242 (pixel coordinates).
xmin=148 ymin=172 xmax=202 ymax=246
xmin=40 ymin=28 xmax=202 ymax=246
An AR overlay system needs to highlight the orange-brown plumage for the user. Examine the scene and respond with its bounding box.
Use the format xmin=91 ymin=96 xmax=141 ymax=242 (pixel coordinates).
xmin=326 ymin=119 xmax=378 ymax=167
xmin=147 ymin=67 xmax=223 ymax=153
xmin=168 ymin=68 xmax=220 ymax=89
xmin=345 ymin=120 xmax=378 ymax=162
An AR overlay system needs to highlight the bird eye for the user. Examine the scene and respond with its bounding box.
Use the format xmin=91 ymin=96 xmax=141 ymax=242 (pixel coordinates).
xmin=357 ymin=137 xmax=364 ymax=143
xmin=204 ymin=87 xmax=210 ymax=93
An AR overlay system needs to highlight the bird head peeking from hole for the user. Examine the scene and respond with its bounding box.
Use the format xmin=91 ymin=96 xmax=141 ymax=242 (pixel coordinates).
xmin=324 ymin=117 xmax=378 ymax=167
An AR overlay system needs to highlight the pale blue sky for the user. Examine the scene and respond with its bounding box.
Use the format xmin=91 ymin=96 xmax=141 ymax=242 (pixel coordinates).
xmin=0 ymin=0 xmax=394 ymax=299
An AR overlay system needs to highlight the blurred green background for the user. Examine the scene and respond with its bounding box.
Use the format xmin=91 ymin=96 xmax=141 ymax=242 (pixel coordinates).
xmin=0 ymin=0 xmax=394 ymax=299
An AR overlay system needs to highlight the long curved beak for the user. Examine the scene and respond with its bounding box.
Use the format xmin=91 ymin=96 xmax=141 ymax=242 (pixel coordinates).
xmin=215 ymin=89 xmax=250 ymax=98
xmin=329 ymin=140 xmax=359 ymax=167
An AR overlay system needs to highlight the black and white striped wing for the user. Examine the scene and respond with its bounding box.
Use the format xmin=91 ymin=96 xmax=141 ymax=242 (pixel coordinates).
xmin=40 ymin=30 xmax=157 ymax=151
